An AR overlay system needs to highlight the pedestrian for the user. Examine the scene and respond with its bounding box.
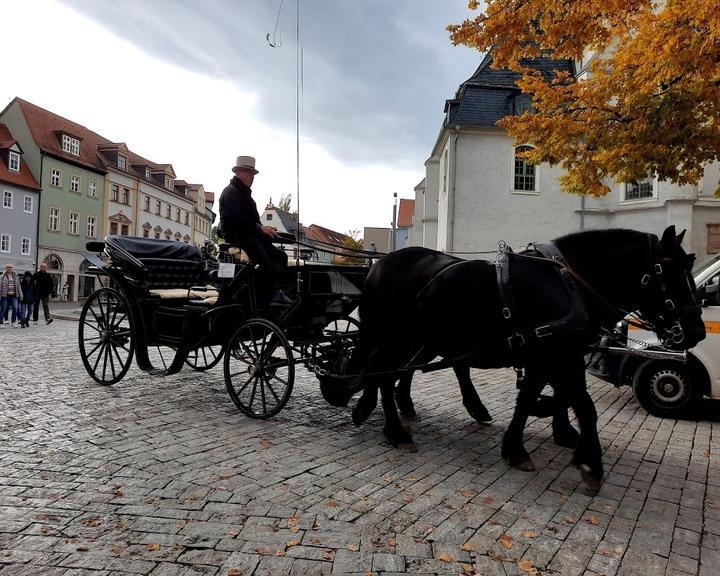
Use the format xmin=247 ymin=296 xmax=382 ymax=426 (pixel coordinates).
xmin=32 ymin=262 xmax=55 ymax=325
xmin=19 ymin=271 xmax=35 ymax=328
xmin=219 ymin=155 xmax=291 ymax=305
xmin=0 ymin=263 xmax=22 ymax=328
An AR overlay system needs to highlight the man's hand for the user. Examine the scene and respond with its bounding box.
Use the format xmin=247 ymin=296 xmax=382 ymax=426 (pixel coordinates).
xmin=260 ymin=225 xmax=278 ymax=238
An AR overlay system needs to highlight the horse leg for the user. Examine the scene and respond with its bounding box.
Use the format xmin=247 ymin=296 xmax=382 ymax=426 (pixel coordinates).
xmin=352 ymin=381 xmax=378 ymax=425
xmin=395 ymin=371 xmax=416 ymax=419
xmin=550 ymin=386 xmax=580 ymax=448
xmin=501 ymin=372 xmax=544 ymax=471
xmin=557 ymin=358 xmax=603 ymax=490
xmin=454 ymin=365 xmax=493 ymax=424
xmin=379 ymin=377 xmax=417 ymax=451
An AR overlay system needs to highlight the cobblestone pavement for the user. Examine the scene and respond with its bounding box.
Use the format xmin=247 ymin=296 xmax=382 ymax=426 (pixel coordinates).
xmin=1 ymin=319 xmax=719 ymax=576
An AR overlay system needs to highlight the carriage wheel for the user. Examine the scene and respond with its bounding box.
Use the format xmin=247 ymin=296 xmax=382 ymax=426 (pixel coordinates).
xmin=322 ymin=316 xmax=360 ymax=338
xmin=224 ymin=319 xmax=294 ymax=418
xmin=316 ymin=316 xmax=361 ymax=406
xmin=79 ymin=287 xmax=135 ymax=386
xmin=185 ymin=345 xmax=224 ymax=371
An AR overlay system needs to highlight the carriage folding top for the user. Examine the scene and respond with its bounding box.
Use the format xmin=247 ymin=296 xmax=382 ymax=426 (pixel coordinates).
xmin=78 ymin=235 xmax=370 ymax=418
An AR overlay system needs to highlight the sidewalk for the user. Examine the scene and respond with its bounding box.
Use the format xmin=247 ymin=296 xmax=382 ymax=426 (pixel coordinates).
xmin=49 ymin=299 xmax=83 ymax=321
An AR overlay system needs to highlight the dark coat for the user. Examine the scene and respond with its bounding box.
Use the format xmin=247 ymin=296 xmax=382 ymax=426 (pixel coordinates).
xmin=219 ymin=176 xmax=262 ymax=243
xmin=33 ymin=270 xmax=54 ymax=298
xmin=20 ymin=275 xmax=35 ymax=303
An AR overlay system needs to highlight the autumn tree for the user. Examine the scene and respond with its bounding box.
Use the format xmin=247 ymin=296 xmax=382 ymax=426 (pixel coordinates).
xmin=278 ymin=194 xmax=292 ymax=212
xmin=339 ymin=229 xmax=365 ymax=265
xmin=448 ymin=0 xmax=720 ymax=196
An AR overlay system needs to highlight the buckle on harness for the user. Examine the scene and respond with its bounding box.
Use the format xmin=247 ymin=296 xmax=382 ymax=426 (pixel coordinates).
xmin=641 ymin=273 xmax=651 ymax=285
xmin=535 ymin=325 xmax=552 ymax=338
xmin=654 ymin=263 xmax=663 ymax=275
xmin=508 ymin=332 xmax=525 ymax=350
xmin=502 ymin=307 xmax=512 ymax=319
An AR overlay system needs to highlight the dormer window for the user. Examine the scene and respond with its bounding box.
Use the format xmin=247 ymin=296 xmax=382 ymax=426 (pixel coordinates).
xmin=145 ymin=167 xmax=151 ymax=179
xmin=62 ymin=134 xmax=80 ymax=156
xmin=165 ymin=176 xmax=173 ymax=189
xmin=8 ymin=151 xmax=20 ymax=172
xmin=118 ymin=155 xmax=127 ymax=170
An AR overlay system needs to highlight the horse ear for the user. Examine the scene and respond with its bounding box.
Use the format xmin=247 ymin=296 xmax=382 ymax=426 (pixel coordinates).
xmin=661 ymin=225 xmax=677 ymax=247
xmin=676 ymin=229 xmax=686 ymax=245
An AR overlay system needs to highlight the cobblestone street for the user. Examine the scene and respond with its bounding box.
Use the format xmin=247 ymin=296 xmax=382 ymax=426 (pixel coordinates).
xmin=1 ymin=317 xmax=719 ymax=576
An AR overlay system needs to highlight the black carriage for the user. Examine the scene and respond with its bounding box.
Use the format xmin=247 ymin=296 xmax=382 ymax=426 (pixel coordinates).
xmin=78 ymin=234 xmax=369 ymax=418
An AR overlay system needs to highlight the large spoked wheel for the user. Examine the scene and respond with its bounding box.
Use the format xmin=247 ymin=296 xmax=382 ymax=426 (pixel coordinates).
xmin=79 ymin=288 xmax=135 ymax=385
xmin=224 ymin=319 xmax=294 ymax=418
xmin=316 ymin=316 xmax=361 ymax=407
xmin=186 ymin=346 xmax=224 ymax=371
xmin=633 ymin=360 xmax=702 ymax=418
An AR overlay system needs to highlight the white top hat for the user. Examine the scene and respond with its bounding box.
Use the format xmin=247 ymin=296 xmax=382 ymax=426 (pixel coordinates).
xmin=232 ymin=155 xmax=259 ymax=174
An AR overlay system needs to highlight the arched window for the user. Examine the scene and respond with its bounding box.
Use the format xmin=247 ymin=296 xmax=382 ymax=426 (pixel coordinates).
xmin=513 ymin=145 xmax=536 ymax=192
xmin=46 ymin=253 xmax=63 ymax=270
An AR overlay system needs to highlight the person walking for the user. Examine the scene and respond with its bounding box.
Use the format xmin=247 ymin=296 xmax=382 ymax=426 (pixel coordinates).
xmin=0 ymin=263 xmax=22 ymax=328
xmin=32 ymin=262 xmax=55 ymax=325
xmin=19 ymin=271 xmax=35 ymax=328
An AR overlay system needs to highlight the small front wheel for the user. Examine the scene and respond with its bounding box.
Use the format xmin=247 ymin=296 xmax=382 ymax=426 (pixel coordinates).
xmin=224 ymin=319 xmax=294 ymax=418
xmin=185 ymin=345 xmax=224 ymax=371
xmin=633 ymin=361 xmax=702 ymax=418
xmin=79 ymin=288 xmax=134 ymax=385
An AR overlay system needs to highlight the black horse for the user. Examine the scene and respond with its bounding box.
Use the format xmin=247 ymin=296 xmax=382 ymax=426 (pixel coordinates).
xmin=349 ymin=227 xmax=705 ymax=490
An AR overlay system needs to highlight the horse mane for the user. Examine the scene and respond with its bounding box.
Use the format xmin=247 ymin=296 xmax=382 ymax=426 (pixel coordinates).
xmin=553 ymin=228 xmax=653 ymax=247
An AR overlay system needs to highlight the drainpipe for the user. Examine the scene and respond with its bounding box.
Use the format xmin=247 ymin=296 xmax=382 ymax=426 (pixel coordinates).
xmin=580 ymin=195 xmax=585 ymax=230
xmin=447 ymin=127 xmax=459 ymax=253
xmin=35 ymin=152 xmax=44 ymax=268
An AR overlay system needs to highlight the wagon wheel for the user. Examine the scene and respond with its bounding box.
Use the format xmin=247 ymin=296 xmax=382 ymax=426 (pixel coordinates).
xmin=316 ymin=316 xmax=362 ymax=407
xmin=185 ymin=345 xmax=224 ymax=371
xmin=224 ymin=318 xmax=294 ymax=418
xmin=322 ymin=316 xmax=360 ymax=339
xmin=78 ymin=287 xmax=135 ymax=386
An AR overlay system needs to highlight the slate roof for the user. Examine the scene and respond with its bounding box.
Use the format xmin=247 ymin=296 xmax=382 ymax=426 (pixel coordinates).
xmin=445 ymin=52 xmax=575 ymax=128
xmin=0 ymin=123 xmax=40 ymax=191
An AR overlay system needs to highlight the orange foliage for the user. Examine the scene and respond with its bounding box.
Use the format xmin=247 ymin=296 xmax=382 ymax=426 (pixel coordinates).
xmin=448 ymin=0 xmax=720 ymax=196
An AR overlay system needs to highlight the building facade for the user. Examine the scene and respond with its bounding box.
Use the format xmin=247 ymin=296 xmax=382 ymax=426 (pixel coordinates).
xmin=0 ymin=124 xmax=41 ymax=272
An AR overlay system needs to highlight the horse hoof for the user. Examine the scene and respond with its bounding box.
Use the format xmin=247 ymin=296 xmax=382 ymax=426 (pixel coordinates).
xmin=476 ymin=416 xmax=494 ymax=425
xmin=351 ymin=406 xmax=370 ymax=426
xmin=397 ymin=442 xmax=418 ymax=453
xmin=505 ymin=456 xmax=536 ymax=472
xmin=579 ymin=464 xmax=602 ymax=492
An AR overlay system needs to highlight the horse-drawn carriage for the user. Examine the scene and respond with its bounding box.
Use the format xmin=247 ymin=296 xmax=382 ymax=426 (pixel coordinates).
xmin=78 ymin=234 xmax=369 ymax=418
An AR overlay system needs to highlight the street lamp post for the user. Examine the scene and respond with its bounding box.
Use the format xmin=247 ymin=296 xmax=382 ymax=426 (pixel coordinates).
xmin=391 ymin=192 xmax=398 ymax=252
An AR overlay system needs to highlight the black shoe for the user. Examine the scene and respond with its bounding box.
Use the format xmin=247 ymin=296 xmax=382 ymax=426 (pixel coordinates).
xmin=270 ymin=289 xmax=293 ymax=305
xmin=46 ymin=318 xmax=54 ymax=325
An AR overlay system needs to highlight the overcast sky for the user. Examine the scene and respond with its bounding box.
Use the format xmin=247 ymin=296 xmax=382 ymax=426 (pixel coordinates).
xmin=3 ymin=0 xmax=482 ymax=234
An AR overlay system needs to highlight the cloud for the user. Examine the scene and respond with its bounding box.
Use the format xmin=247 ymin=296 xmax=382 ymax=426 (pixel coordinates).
xmin=58 ymin=0 xmax=480 ymax=169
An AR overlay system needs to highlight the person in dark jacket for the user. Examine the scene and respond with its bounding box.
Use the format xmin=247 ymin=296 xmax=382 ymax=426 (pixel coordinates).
xmin=19 ymin=271 xmax=35 ymax=328
xmin=32 ymin=262 xmax=55 ymax=324
xmin=219 ymin=155 xmax=291 ymax=305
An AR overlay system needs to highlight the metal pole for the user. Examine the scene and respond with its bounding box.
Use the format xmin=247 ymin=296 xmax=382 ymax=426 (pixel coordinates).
xmin=391 ymin=192 xmax=398 ymax=251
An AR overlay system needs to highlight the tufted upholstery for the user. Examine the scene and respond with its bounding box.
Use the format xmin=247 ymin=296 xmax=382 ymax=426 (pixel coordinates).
xmin=139 ymin=258 xmax=210 ymax=290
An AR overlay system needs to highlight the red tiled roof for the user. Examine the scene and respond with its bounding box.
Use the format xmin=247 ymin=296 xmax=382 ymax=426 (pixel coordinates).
xmin=0 ymin=123 xmax=40 ymax=190
xmin=204 ymin=191 xmax=215 ymax=204
xmin=305 ymin=224 xmax=351 ymax=246
xmin=398 ymin=198 xmax=415 ymax=228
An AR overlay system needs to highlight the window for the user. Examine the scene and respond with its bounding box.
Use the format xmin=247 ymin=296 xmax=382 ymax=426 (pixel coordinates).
xmin=121 ymin=188 xmax=129 ymax=204
xmin=154 ymin=230 xmax=161 ymax=239
xmin=0 ymin=233 xmax=9 ymax=252
xmin=513 ymin=145 xmax=536 ymax=192
xmin=155 ymin=200 xmax=161 ymax=215
xmin=2 ymin=190 xmax=12 ymax=209
xmin=70 ymin=174 xmax=80 ymax=193
xmin=69 ymin=212 xmax=79 ymax=235
xmin=62 ymin=134 xmax=80 ymax=155
xmin=514 ymin=95 xmax=532 ymax=115
xmin=88 ymin=180 xmax=97 ymax=198
xmin=176 ymin=208 xmax=181 ymax=222
xmin=624 ymin=177 xmax=654 ymax=201
xmin=21 ymin=237 xmax=31 ymax=255
xmin=166 ymin=205 xmax=171 ymax=218
xmin=118 ymin=155 xmax=127 ymax=170
xmin=121 ymin=224 xmax=129 ymax=236
xmin=266 ymin=213 xmax=272 ymax=221
xmin=110 ymin=184 xmax=119 ymax=202
xmin=8 ymin=151 xmax=20 ymax=172
xmin=87 ymin=216 xmax=96 ymax=238
xmin=51 ymin=168 xmax=61 ymax=187
xmin=184 ymin=212 xmax=189 ymax=225
xmin=23 ymin=195 xmax=32 ymax=213
xmin=145 ymin=167 xmax=151 ymax=179
xmin=708 ymin=225 xmax=720 ymax=254
xmin=49 ymin=208 xmax=59 ymax=231
xmin=143 ymin=196 xmax=150 ymax=211
xmin=110 ymin=222 xmax=118 ymax=235
xmin=165 ymin=176 xmax=173 ymax=189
